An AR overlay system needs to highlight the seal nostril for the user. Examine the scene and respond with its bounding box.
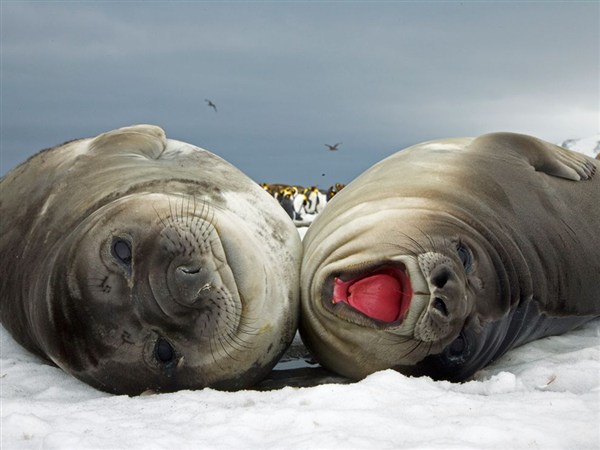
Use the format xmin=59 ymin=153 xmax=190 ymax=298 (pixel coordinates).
xmin=179 ymin=266 xmax=200 ymax=275
xmin=430 ymin=266 xmax=450 ymax=288
xmin=433 ymin=297 xmax=448 ymax=316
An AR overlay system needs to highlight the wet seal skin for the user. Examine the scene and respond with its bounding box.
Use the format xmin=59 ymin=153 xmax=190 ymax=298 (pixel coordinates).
xmin=0 ymin=124 xmax=301 ymax=395
xmin=300 ymin=132 xmax=600 ymax=382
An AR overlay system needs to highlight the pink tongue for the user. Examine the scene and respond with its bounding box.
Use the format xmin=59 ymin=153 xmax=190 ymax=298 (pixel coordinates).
xmin=334 ymin=271 xmax=406 ymax=322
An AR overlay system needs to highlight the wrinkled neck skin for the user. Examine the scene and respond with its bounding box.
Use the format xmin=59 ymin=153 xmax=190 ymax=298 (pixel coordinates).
xmin=301 ymin=196 xmax=538 ymax=381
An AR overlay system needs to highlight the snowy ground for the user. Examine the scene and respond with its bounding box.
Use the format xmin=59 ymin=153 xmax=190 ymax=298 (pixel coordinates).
xmin=1 ymin=137 xmax=599 ymax=449
xmin=1 ymin=320 xmax=598 ymax=449
xmin=560 ymin=134 xmax=600 ymax=159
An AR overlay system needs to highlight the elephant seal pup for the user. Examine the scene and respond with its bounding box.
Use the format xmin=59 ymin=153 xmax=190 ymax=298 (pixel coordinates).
xmin=300 ymin=132 xmax=599 ymax=382
xmin=0 ymin=125 xmax=301 ymax=395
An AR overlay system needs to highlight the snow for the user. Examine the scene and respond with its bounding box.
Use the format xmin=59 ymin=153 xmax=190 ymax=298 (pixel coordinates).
xmin=2 ymin=321 xmax=599 ymax=449
xmin=560 ymin=134 xmax=600 ymax=159
xmin=1 ymin=136 xmax=599 ymax=449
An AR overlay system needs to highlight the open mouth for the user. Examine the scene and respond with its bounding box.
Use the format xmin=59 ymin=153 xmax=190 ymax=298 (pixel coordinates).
xmin=332 ymin=267 xmax=413 ymax=323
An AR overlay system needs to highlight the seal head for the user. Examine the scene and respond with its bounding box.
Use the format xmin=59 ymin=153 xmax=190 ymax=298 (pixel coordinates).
xmin=301 ymin=133 xmax=600 ymax=381
xmin=1 ymin=125 xmax=301 ymax=394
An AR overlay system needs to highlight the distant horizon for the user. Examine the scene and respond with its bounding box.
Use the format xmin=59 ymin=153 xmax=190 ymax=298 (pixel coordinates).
xmin=2 ymin=2 xmax=598 ymax=186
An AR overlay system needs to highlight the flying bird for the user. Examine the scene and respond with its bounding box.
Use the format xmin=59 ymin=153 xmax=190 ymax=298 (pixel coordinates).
xmin=205 ymin=99 xmax=217 ymax=113
xmin=325 ymin=142 xmax=342 ymax=151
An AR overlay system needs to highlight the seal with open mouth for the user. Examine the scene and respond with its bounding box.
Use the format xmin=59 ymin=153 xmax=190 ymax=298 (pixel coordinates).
xmin=0 ymin=125 xmax=301 ymax=394
xmin=300 ymin=132 xmax=600 ymax=382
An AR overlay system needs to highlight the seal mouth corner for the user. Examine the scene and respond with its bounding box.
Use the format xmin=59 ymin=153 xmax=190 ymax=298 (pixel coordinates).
xmin=331 ymin=266 xmax=413 ymax=323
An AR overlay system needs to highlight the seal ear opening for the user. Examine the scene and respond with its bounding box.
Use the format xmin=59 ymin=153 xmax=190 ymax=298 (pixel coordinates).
xmin=88 ymin=125 xmax=167 ymax=160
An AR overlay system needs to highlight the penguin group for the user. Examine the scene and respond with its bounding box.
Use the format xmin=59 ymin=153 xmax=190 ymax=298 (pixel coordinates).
xmin=260 ymin=183 xmax=345 ymax=224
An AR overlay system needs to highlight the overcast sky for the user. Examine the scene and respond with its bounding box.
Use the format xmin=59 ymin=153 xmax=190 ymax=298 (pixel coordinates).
xmin=1 ymin=1 xmax=598 ymax=186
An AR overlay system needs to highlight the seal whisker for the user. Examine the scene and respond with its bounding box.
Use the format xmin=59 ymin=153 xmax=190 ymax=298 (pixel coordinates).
xmin=192 ymin=195 xmax=205 ymax=231
xmin=179 ymin=194 xmax=186 ymax=225
xmin=151 ymin=203 xmax=169 ymax=230
xmin=185 ymin=194 xmax=193 ymax=228
xmin=168 ymin=196 xmax=176 ymax=224
xmin=414 ymin=226 xmax=438 ymax=255
xmin=375 ymin=239 xmax=421 ymax=257
xmin=220 ymin=333 xmax=254 ymax=352
xmin=234 ymin=319 xmax=261 ymax=336
xmin=209 ymin=202 xmax=217 ymax=230
xmin=215 ymin=333 xmax=242 ymax=362
xmin=222 ymin=306 xmax=260 ymax=335
xmin=196 ymin=293 xmax=258 ymax=356
xmin=397 ymin=339 xmax=426 ymax=360
xmin=221 ymin=320 xmax=257 ymax=350
xmin=207 ymin=334 xmax=226 ymax=370
xmin=378 ymin=333 xmax=416 ymax=346
xmin=216 ymin=331 xmax=249 ymax=356
xmin=385 ymin=229 xmax=428 ymax=256
xmin=218 ymin=305 xmax=260 ymax=346
xmin=206 ymin=305 xmax=244 ymax=362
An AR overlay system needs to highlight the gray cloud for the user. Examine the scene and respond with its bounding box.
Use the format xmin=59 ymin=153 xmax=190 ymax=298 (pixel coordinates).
xmin=1 ymin=1 xmax=598 ymax=186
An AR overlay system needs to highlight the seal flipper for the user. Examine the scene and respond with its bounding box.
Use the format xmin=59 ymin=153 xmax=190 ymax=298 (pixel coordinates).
xmin=88 ymin=124 xmax=167 ymax=160
xmin=470 ymin=132 xmax=597 ymax=181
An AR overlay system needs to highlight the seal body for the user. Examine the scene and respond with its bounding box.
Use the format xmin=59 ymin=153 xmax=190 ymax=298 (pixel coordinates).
xmin=0 ymin=125 xmax=301 ymax=394
xmin=300 ymin=132 xmax=599 ymax=382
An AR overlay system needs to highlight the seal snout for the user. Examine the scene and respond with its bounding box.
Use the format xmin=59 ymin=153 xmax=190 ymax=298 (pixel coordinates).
xmin=172 ymin=263 xmax=217 ymax=307
xmin=415 ymin=252 xmax=468 ymax=342
xmin=156 ymin=216 xmax=229 ymax=311
xmin=429 ymin=264 xmax=456 ymax=320
xmin=431 ymin=262 xmax=464 ymax=318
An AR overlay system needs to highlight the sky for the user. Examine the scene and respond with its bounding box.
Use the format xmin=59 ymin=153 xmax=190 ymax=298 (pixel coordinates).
xmin=1 ymin=1 xmax=599 ymax=187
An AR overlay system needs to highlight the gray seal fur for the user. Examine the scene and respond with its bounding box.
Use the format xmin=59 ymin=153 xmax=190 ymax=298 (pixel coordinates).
xmin=300 ymin=132 xmax=599 ymax=382
xmin=0 ymin=125 xmax=301 ymax=394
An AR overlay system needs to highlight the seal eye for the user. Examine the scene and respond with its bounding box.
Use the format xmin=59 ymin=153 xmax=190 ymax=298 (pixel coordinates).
xmin=456 ymin=242 xmax=472 ymax=272
xmin=112 ymin=238 xmax=132 ymax=266
xmin=155 ymin=338 xmax=175 ymax=365
xmin=448 ymin=333 xmax=466 ymax=356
